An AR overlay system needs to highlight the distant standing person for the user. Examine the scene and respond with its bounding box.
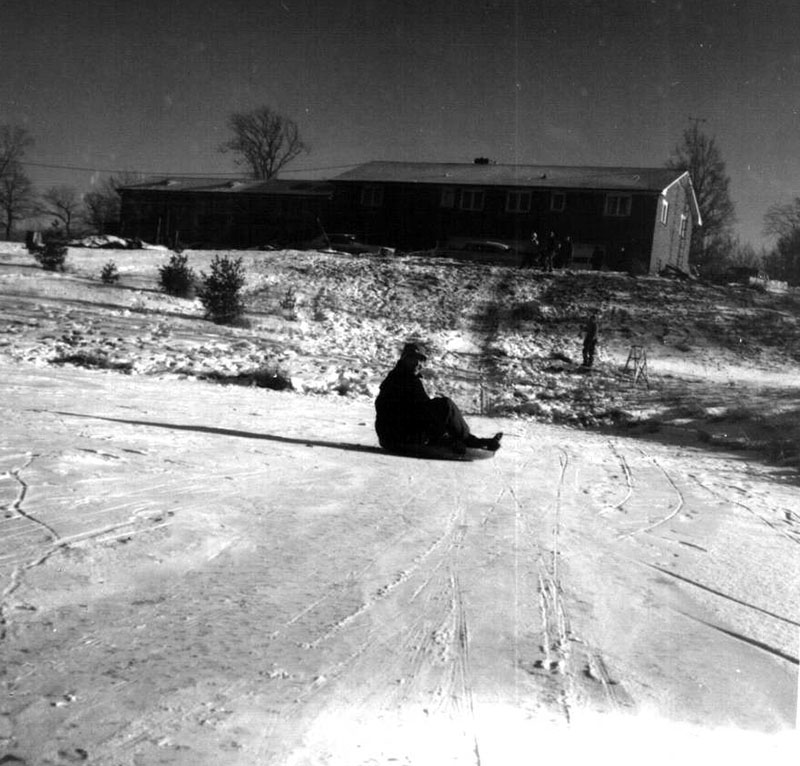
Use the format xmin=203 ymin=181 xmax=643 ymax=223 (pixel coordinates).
xmin=544 ymin=231 xmax=557 ymax=272
xmin=561 ymin=236 xmax=573 ymax=269
xmin=582 ymin=311 xmax=600 ymax=368
xmin=521 ymin=231 xmax=540 ymax=268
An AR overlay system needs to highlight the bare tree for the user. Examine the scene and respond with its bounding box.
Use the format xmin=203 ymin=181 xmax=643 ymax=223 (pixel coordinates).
xmin=763 ymin=227 xmax=800 ymax=285
xmin=666 ymin=122 xmax=736 ymax=270
xmin=84 ymin=172 xmax=143 ymax=234
xmin=219 ymin=106 xmax=309 ymax=180
xmin=763 ymin=197 xmax=800 ymax=241
xmin=0 ymin=124 xmax=34 ymax=181
xmin=762 ymin=198 xmax=800 ymax=285
xmin=0 ymin=166 xmax=37 ymax=239
xmin=40 ymin=185 xmax=84 ymax=238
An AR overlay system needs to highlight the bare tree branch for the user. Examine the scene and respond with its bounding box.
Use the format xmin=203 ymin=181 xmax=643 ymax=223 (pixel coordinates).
xmin=219 ymin=106 xmax=309 ymax=180
xmin=0 ymin=166 xmax=37 ymax=239
xmin=666 ymin=124 xmax=736 ymax=269
xmin=763 ymin=197 xmax=800 ymax=240
xmin=40 ymin=185 xmax=84 ymax=238
xmin=0 ymin=124 xmax=34 ymax=181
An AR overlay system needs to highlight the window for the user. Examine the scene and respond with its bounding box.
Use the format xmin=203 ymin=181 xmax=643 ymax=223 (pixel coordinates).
xmin=440 ymin=187 xmax=455 ymax=208
xmin=604 ymin=194 xmax=631 ymax=217
xmin=460 ymin=189 xmax=485 ymax=211
xmin=679 ymin=213 xmax=688 ymax=238
xmin=550 ymin=192 xmax=566 ymax=212
xmin=660 ymin=197 xmax=669 ymax=225
xmin=360 ymin=185 xmax=383 ymax=207
xmin=506 ymin=191 xmax=531 ymax=213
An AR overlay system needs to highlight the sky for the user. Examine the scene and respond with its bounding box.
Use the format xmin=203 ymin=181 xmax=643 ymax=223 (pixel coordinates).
xmin=2 ymin=0 xmax=799 ymax=248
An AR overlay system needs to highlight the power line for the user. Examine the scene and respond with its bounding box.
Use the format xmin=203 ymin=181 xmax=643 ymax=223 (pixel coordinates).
xmin=20 ymin=159 xmax=360 ymax=177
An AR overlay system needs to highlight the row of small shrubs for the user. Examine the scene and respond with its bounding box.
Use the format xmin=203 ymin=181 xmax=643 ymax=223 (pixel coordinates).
xmin=34 ymin=241 xmax=68 ymax=271
xmin=158 ymin=252 xmax=246 ymax=325
xmin=34 ymin=245 xmax=249 ymax=326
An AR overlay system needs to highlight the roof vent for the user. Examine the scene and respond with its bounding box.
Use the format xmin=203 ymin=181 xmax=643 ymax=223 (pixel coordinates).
xmin=540 ymin=173 xmax=547 ymax=179
xmin=473 ymin=157 xmax=491 ymax=165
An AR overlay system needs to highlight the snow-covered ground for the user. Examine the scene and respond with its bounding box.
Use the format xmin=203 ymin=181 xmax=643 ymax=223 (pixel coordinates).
xmin=1 ymin=244 xmax=798 ymax=765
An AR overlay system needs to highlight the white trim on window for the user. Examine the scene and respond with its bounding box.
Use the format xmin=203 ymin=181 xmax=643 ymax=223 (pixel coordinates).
xmin=604 ymin=194 xmax=631 ymax=217
xmin=506 ymin=190 xmax=531 ymax=213
xmin=360 ymin=185 xmax=384 ymax=207
xmin=660 ymin=197 xmax=669 ymax=225
xmin=460 ymin=188 xmax=485 ymax=211
xmin=550 ymin=192 xmax=566 ymax=212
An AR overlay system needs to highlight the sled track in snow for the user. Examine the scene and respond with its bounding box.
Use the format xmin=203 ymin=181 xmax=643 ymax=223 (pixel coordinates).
xmin=616 ymin=448 xmax=685 ymax=540
xmin=303 ymin=495 xmax=471 ymax=650
xmin=511 ymin=446 xmax=576 ymax=722
xmin=691 ymin=474 xmax=800 ymax=547
xmin=602 ymin=440 xmax=634 ymax=516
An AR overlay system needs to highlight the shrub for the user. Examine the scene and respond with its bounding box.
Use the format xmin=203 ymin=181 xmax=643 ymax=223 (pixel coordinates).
xmin=159 ymin=252 xmax=195 ymax=297
xmin=202 ymin=363 xmax=293 ymax=390
xmin=100 ymin=261 xmax=120 ymax=284
xmin=51 ymin=350 xmax=133 ymax=372
xmin=312 ymin=286 xmax=338 ymax=321
xmin=34 ymin=241 xmax=67 ymax=271
xmin=198 ymin=255 xmax=246 ymax=324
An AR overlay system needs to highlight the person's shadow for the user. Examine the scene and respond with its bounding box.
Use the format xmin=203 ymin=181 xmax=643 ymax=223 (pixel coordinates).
xmin=46 ymin=411 xmax=387 ymax=456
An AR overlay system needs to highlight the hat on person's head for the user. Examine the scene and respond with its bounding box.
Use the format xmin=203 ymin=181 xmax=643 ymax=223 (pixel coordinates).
xmin=400 ymin=341 xmax=427 ymax=361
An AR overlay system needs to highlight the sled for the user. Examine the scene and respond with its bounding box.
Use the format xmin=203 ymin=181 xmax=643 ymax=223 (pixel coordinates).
xmin=381 ymin=441 xmax=496 ymax=462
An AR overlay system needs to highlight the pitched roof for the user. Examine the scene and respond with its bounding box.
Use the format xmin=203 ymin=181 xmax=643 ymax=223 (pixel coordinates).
xmin=118 ymin=177 xmax=333 ymax=196
xmin=331 ymin=161 xmax=686 ymax=193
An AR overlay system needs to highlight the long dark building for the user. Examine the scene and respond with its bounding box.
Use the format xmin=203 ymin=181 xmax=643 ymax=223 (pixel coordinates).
xmin=119 ymin=160 xmax=700 ymax=274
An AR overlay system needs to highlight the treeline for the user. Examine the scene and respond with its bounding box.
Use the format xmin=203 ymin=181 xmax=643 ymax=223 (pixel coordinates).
xmin=0 ymin=124 xmax=138 ymax=240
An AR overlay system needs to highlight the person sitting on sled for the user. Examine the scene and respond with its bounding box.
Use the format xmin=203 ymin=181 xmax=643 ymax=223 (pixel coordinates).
xmin=375 ymin=341 xmax=502 ymax=454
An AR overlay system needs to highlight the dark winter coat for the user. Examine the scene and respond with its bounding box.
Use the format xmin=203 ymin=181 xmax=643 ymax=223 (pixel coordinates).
xmin=583 ymin=315 xmax=599 ymax=346
xmin=374 ymin=364 xmax=433 ymax=446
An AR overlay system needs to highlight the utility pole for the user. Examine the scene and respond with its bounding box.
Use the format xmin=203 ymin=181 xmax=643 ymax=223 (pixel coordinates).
xmin=688 ymin=116 xmax=707 ymax=141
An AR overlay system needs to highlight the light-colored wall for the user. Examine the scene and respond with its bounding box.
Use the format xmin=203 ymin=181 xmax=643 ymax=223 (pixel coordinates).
xmin=649 ymin=176 xmax=694 ymax=274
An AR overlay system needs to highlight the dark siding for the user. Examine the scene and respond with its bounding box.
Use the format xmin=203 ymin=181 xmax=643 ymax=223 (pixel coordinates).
xmin=120 ymin=190 xmax=330 ymax=248
xmin=327 ymin=181 xmax=661 ymax=265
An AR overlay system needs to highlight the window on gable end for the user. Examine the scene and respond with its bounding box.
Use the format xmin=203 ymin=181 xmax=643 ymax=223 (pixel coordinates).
xmin=679 ymin=213 xmax=688 ymax=238
xmin=660 ymin=197 xmax=669 ymax=225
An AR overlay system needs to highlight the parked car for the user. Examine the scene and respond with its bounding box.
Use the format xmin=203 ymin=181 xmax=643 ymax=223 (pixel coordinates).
xmin=460 ymin=240 xmax=512 ymax=254
xmin=303 ymin=233 xmax=395 ymax=256
xmin=435 ymin=239 xmax=517 ymax=263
